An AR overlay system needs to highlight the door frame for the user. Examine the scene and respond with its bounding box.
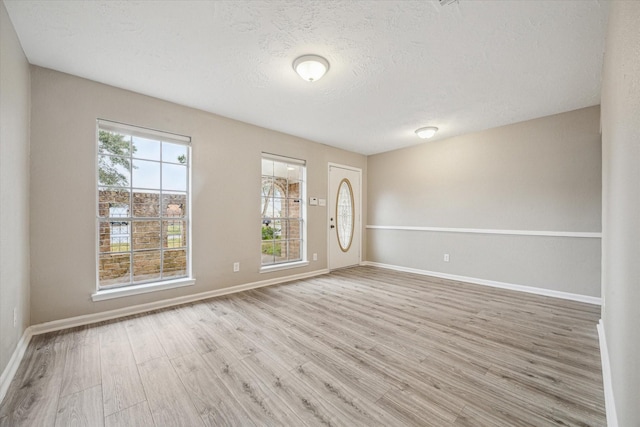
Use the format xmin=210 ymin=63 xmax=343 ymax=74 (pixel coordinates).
xmin=327 ymin=162 xmax=363 ymax=270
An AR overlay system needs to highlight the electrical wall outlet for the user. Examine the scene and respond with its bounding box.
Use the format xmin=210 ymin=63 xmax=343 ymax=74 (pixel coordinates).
xmin=313 ymin=253 xmax=318 ymax=261
xmin=233 ymin=262 xmax=240 ymax=272
xmin=444 ymin=253 xmax=450 ymax=262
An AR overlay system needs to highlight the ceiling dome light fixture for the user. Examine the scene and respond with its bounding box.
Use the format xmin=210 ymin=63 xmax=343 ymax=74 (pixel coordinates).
xmin=293 ymin=54 xmax=329 ymax=82
xmin=415 ymin=126 xmax=439 ymax=139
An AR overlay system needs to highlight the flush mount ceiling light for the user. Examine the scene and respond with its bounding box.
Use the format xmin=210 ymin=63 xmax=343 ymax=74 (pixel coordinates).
xmin=415 ymin=126 xmax=439 ymax=139
xmin=293 ymin=55 xmax=329 ymax=82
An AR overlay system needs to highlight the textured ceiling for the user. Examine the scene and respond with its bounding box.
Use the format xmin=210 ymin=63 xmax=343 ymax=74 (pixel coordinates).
xmin=4 ymin=0 xmax=609 ymax=155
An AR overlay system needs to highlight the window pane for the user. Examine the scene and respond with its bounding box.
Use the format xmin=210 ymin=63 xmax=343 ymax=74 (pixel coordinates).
xmin=261 ymin=222 xmax=276 ymax=240
xmin=261 ymin=197 xmax=274 ymax=218
xmin=99 ymin=221 xmax=111 ymax=253
xmin=162 ymin=142 xmax=188 ymax=165
xmin=163 ymin=193 xmax=187 ymax=218
xmin=287 ymin=240 xmax=302 ymax=262
xmin=109 ymin=205 xmax=129 ymax=219
xmin=164 ymin=220 xmax=186 ymax=248
xmin=163 ymin=249 xmax=187 ymax=278
xmin=98 ymin=188 xmax=130 ymax=218
xmin=99 ymin=253 xmax=131 ymax=288
xmin=262 ymin=159 xmax=274 ymax=176
xmin=132 ymin=220 xmax=161 ymax=250
xmin=273 ymin=241 xmax=285 ymax=263
xmin=162 ymin=163 xmax=187 ymax=192
xmin=99 ymin=220 xmax=130 ymax=253
xmin=261 ymin=177 xmax=273 ymax=198
xmin=273 ymin=162 xmax=289 ymax=179
xmin=288 ymin=219 xmax=301 ymax=241
xmin=273 ymin=219 xmax=283 ymax=239
xmin=337 ymin=179 xmax=354 ymax=251
xmin=111 ymin=224 xmax=130 ymax=252
xmin=261 ymin=242 xmax=275 ymax=265
xmin=133 ymin=250 xmax=161 ymax=282
xmin=132 ymin=136 xmax=160 ymax=160
xmin=288 ymin=181 xmax=301 ymax=199
xmin=98 ymin=155 xmax=131 ymax=187
xmin=287 ymin=165 xmax=302 ymax=180
xmin=132 ymin=159 xmax=160 ymax=189
xmin=272 ymin=198 xmax=285 ymax=218
xmin=133 ymin=190 xmax=160 ymax=218
xmin=98 ymin=131 xmax=130 ymax=157
xmin=286 ymin=198 xmax=301 ymax=219
xmin=272 ymin=178 xmax=286 ymax=198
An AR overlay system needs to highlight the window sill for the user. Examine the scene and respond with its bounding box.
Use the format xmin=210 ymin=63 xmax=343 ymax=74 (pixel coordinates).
xmin=91 ymin=278 xmax=196 ymax=302
xmin=260 ymin=260 xmax=309 ymax=274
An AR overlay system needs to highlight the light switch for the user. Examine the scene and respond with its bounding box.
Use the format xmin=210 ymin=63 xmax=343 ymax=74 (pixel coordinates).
xmin=318 ymin=198 xmax=326 ymax=206
xmin=309 ymin=197 xmax=318 ymax=206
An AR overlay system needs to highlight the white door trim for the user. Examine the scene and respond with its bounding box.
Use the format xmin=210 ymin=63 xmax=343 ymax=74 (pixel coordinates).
xmin=327 ymin=163 xmax=363 ymax=270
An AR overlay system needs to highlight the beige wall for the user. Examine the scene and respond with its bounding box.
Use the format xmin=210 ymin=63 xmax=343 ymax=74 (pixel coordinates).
xmin=601 ymin=1 xmax=640 ymax=425
xmin=367 ymin=106 xmax=602 ymax=296
xmin=0 ymin=0 xmax=31 ymax=376
xmin=29 ymin=66 xmax=366 ymax=324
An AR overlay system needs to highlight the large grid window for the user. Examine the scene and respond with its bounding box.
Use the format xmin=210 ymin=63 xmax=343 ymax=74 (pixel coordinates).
xmin=261 ymin=154 xmax=306 ymax=267
xmin=97 ymin=120 xmax=191 ymax=289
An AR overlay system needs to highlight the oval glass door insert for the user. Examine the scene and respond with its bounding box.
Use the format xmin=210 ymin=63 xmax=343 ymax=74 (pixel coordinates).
xmin=336 ymin=178 xmax=354 ymax=252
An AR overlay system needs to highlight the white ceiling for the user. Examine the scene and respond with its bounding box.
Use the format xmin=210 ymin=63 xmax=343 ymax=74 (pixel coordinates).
xmin=4 ymin=0 xmax=609 ymax=155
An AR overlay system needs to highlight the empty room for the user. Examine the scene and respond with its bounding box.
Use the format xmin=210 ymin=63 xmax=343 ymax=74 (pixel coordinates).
xmin=1 ymin=0 xmax=638 ymax=426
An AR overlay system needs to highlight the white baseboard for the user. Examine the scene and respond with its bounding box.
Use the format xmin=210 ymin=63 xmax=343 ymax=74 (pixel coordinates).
xmin=362 ymin=261 xmax=602 ymax=305
xmin=30 ymin=268 xmax=329 ymax=336
xmin=598 ymin=319 xmax=618 ymax=427
xmin=0 ymin=327 xmax=34 ymax=403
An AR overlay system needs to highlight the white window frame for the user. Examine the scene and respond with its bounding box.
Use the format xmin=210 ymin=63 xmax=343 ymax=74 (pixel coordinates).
xmin=92 ymin=119 xmax=194 ymax=301
xmin=260 ymin=153 xmax=308 ymax=273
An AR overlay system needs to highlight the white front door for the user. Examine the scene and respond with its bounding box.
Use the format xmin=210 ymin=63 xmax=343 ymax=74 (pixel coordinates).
xmin=328 ymin=164 xmax=361 ymax=270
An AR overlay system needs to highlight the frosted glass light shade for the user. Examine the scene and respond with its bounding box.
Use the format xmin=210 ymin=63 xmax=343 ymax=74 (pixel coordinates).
xmin=293 ymin=55 xmax=329 ymax=82
xmin=415 ymin=126 xmax=439 ymax=139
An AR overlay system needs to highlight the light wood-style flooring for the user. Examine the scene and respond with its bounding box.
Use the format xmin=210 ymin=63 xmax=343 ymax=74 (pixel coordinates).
xmin=0 ymin=266 xmax=606 ymax=426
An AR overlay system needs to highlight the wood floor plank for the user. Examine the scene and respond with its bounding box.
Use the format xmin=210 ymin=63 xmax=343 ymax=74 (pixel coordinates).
xmin=200 ymin=348 xmax=306 ymax=426
xmin=215 ymin=296 xmax=310 ymax=370
xmin=104 ymin=401 xmax=154 ymax=427
xmin=138 ymin=356 xmax=204 ymax=427
xmin=453 ymin=403 xmax=527 ymax=427
xmin=376 ymin=387 xmax=460 ymax=427
xmin=0 ymin=334 xmax=66 ymax=426
xmin=55 ymin=385 xmax=104 ymax=427
xmin=171 ymin=352 xmax=257 ymax=427
xmin=99 ymin=320 xmax=146 ymax=417
xmin=124 ymin=314 xmax=166 ymax=364
xmin=291 ymin=360 xmax=404 ymax=426
xmin=0 ymin=266 xmax=605 ymax=426
xmin=245 ymin=293 xmax=395 ymax=402
xmin=182 ymin=302 xmax=258 ymax=359
xmin=147 ymin=309 xmax=200 ymax=359
xmin=59 ymin=336 xmax=101 ymax=398
xmin=173 ymin=306 xmax=221 ymax=354
xmin=239 ymin=352 xmax=339 ymax=426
